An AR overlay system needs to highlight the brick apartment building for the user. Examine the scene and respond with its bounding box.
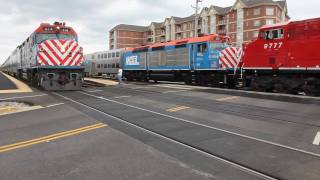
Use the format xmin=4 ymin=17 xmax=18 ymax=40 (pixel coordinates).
xmin=109 ymin=0 xmax=289 ymax=49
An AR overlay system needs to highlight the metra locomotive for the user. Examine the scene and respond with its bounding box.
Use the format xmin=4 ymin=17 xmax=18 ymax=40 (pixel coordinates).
xmin=123 ymin=34 xmax=240 ymax=86
xmin=1 ymin=22 xmax=84 ymax=90
xmin=123 ymin=18 xmax=320 ymax=95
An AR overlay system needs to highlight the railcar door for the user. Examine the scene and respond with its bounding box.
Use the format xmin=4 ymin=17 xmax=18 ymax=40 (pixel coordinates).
xmin=194 ymin=42 xmax=210 ymax=70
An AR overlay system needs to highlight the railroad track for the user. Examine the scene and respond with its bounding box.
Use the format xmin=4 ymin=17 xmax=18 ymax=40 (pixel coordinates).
xmin=54 ymin=91 xmax=320 ymax=180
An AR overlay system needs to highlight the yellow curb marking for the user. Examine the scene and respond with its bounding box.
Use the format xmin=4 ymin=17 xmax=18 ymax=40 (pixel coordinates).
xmin=216 ymin=96 xmax=240 ymax=102
xmin=0 ymin=123 xmax=107 ymax=153
xmin=167 ymin=106 xmax=190 ymax=112
xmin=85 ymin=78 xmax=118 ymax=86
xmin=0 ymin=72 xmax=32 ymax=93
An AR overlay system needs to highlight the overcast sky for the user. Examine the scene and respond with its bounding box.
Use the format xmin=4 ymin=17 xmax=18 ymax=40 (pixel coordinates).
xmin=0 ymin=0 xmax=319 ymax=64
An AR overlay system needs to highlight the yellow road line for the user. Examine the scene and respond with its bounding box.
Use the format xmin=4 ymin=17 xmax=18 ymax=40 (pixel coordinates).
xmin=0 ymin=123 xmax=107 ymax=153
xmin=216 ymin=96 xmax=240 ymax=102
xmin=0 ymin=72 xmax=32 ymax=93
xmin=167 ymin=106 xmax=190 ymax=112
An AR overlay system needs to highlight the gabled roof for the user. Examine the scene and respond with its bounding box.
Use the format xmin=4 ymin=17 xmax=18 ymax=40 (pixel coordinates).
xmin=174 ymin=15 xmax=196 ymax=24
xmin=151 ymin=22 xmax=163 ymax=28
xmin=211 ymin=6 xmax=232 ymax=14
xmin=110 ymin=24 xmax=149 ymax=32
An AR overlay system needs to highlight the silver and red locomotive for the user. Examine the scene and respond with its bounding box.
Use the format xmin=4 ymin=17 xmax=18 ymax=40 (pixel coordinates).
xmin=1 ymin=22 xmax=84 ymax=90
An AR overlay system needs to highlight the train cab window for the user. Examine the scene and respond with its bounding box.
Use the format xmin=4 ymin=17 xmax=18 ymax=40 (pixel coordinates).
xmin=197 ymin=43 xmax=208 ymax=53
xmin=116 ymin=63 xmax=120 ymax=68
xmin=108 ymin=53 xmax=111 ymax=58
xmin=116 ymin=52 xmax=120 ymax=57
xmin=265 ymin=29 xmax=284 ymax=40
xmin=112 ymin=52 xmax=116 ymax=58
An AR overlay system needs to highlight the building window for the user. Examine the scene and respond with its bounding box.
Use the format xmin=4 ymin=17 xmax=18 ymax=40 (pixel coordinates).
xmin=254 ymin=8 xmax=260 ymax=15
xmin=266 ymin=8 xmax=274 ymax=16
xmin=116 ymin=52 xmax=120 ymax=57
xmin=246 ymin=21 xmax=249 ymax=27
xmin=108 ymin=53 xmax=111 ymax=58
xmin=112 ymin=52 xmax=115 ymax=58
xmin=104 ymin=54 xmax=107 ymax=58
xmin=98 ymin=54 xmax=101 ymax=59
xmin=266 ymin=19 xmax=274 ymax=25
xmin=253 ymin=31 xmax=259 ymax=38
xmin=254 ymin=20 xmax=261 ymax=27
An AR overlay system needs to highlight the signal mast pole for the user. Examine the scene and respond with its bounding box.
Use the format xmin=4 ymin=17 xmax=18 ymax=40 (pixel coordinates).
xmin=192 ymin=0 xmax=202 ymax=37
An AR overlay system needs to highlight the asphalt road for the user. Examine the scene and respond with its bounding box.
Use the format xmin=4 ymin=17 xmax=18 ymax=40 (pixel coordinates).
xmin=0 ymin=72 xmax=17 ymax=90
xmin=1 ymin=79 xmax=320 ymax=179
xmin=53 ymin=82 xmax=320 ymax=180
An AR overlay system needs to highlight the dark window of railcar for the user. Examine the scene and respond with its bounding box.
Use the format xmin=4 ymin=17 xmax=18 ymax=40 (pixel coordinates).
xmin=116 ymin=63 xmax=120 ymax=68
xmin=112 ymin=63 xmax=116 ymax=68
xmin=116 ymin=52 xmax=120 ymax=57
xmin=266 ymin=29 xmax=284 ymax=40
xmin=108 ymin=53 xmax=111 ymax=58
xmin=112 ymin=52 xmax=116 ymax=58
xmin=197 ymin=43 xmax=207 ymax=53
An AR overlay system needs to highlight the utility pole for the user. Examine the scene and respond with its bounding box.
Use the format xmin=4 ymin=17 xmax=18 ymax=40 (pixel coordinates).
xmin=192 ymin=0 xmax=202 ymax=37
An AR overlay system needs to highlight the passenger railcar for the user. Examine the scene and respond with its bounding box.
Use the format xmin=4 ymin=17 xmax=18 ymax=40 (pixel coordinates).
xmin=240 ymin=18 xmax=320 ymax=95
xmin=123 ymin=34 xmax=240 ymax=86
xmin=84 ymin=49 xmax=125 ymax=78
xmin=0 ymin=22 xmax=84 ymax=91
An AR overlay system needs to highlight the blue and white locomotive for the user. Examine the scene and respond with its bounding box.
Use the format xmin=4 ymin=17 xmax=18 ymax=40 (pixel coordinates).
xmin=123 ymin=34 xmax=240 ymax=86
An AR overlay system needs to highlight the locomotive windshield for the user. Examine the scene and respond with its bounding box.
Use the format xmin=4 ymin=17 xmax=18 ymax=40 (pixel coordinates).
xmin=210 ymin=42 xmax=229 ymax=51
xmin=36 ymin=33 xmax=76 ymax=44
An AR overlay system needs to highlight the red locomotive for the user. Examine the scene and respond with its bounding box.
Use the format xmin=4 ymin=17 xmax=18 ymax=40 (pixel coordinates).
xmin=240 ymin=18 xmax=320 ymax=95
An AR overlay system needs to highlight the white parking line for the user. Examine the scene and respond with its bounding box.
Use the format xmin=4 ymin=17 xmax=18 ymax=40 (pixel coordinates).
xmin=0 ymin=94 xmax=47 ymax=101
xmin=85 ymin=89 xmax=104 ymax=93
xmin=115 ymin=96 xmax=131 ymax=99
xmin=313 ymin=132 xmax=320 ymax=146
xmin=46 ymin=103 xmax=65 ymax=108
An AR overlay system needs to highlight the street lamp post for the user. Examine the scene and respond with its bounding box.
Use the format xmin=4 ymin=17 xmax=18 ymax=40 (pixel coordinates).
xmin=192 ymin=0 xmax=202 ymax=37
